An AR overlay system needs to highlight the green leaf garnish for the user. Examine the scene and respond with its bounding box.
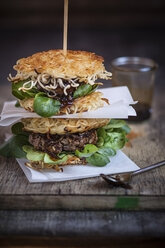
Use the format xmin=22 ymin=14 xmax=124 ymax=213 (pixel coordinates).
xmin=86 ymin=153 xmax=110 ymax=167
xmin=75 ymin=144 xmax=98 ymax=158
xmin=15 ymin=101 xmax=21 ymax=107
xmin=12 ymin=80 xmax=38 ymax=100
xmin=96 ymin=137 xmax=104 ymax=147
xmin=11 ymin=122 xmax=28 ymax=136
xmin=23 ymin=145 xmax=68 ymax=164
xmin=74 ymin=119 xmax=130 ymax=167
xmin=103 ymin=119 xmax=126 ymax=129
xmin=120 ymin=124 xmax=131 ymax=134
xmin=73 ymin=84 xmax=98 ymax=99
xmin=44 ymin=153 xmax=68 ymax=165
xmin=98 ymin=147 xmax=116 ymax=157
xmin=23 ymin=145 xmax=45 ymax=161
xmin=0 ymin=134 xmax=29 ymax=158
xmin=105 ymin=132 xmax=126 ymax=150
xmin=34 ymin=93 xmax=61 ymax=117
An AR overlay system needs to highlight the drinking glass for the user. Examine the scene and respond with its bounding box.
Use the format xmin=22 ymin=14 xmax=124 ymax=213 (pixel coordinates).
xmin=111 ymin=57 xmax=158 ymax=121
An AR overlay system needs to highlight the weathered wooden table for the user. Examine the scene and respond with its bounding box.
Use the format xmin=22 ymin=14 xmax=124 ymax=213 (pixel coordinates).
xmin=0 ymin=82 xmax=165 ymax=247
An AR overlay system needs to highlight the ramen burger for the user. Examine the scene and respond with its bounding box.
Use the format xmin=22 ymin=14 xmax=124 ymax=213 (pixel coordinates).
xmin=8 ymin=50 xmax=112 ymax=117
xmin=0 ymin=117 xmax=129 ymax=170
xmin=0 ymin=50 xmax=130 ymax=171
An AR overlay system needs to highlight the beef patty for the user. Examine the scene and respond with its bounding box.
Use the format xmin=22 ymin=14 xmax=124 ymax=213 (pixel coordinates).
xmin=29 ymin=129 xmax=98 ymax=158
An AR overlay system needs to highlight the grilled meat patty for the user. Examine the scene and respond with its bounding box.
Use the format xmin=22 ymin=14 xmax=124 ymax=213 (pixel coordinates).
xmin=29 ymin=129 xmax=98 ymax=158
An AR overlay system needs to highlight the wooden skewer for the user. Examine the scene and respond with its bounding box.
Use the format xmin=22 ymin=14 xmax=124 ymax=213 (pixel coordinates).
xmin=63 ymin=0 xmax=69 ymax=56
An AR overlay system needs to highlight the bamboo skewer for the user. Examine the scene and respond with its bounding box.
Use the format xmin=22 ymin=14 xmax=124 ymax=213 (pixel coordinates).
xmin=63 ymin=0 xmax=69 ymax=56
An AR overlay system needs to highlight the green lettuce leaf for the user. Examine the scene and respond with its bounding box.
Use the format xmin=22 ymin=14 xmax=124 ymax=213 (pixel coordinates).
xmin=0 ymin=134 xmax=29 ymax=158
xmin=97 ymin=147 xmax=116 ymax=157
xmin=97 ymin=119 xmax=130 ymax=150
xmin=23 ymin=145 xmax=68 ymax=164
xmin=11 ymin=122 xmax=28 ymax=136
xmin=75 ymin=119 xmax=130 ymax=167
xmin=97 ymin=127 xmax=107 ymax=139
xmin=73 ymin=84 xmax=98 ymax=99
xmin=75 ymin=144 xmax=98 ymax=158
xmin=86 ymin=153 xmax=110 ymax=167
xmin=44 ymin=153 xmax=68 ymax=165
xmin=96 ymin=137 xmax=104 ymax=147
xmin=12 ymin=80 xmax=38 ymax=100
xmin=34 ymin=93 xmax=61 ymax=117
xmin=103 ymin=119 xmax=126 ymax=129
xmin=23 ymin=145 xmax=45 ymax=161
xmin=96 ymin=128 xmax=107 ymax=147
xmin=15 ymin=101 xmax=21 ymax=107
xmin=75 ymin=145 xmax=115 ymax=167
xmin=120 ymin=124 xmax=131 ymax=134
xmin=57 ymin=153 xmax=68 ymax=158
xmin=103 ymin=119 xmax=131 ymax=134
xmin=104 ymin=132 xmax=126 ymax=150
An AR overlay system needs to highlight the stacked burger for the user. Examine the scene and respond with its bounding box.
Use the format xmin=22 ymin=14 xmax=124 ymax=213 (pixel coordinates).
xmin=0 ymin=50 xmax=130 ymax=171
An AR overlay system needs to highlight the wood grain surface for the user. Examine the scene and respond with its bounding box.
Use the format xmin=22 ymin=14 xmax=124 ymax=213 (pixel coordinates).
xmin=0 ymin=210 xmax=165 ymax=247
xmin=0 ymin=83 xmax=165 ymax=210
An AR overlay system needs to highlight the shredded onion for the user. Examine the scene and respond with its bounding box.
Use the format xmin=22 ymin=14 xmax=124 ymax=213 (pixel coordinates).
xmin=17 ymin=74 xmax=81 ymax=96
xmin=8 ymin=70 xmax=112 ymax=96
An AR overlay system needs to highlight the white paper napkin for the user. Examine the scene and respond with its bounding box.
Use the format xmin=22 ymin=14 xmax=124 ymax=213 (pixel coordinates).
xmin=16 ymin=150 xmax=139 ymax=183
xmin=0 ymin=86 xmax=137 ymax=126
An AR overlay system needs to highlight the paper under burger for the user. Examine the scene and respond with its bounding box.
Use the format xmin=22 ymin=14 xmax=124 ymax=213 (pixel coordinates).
xmin=0 ymin=50 xmax=132 ymax=171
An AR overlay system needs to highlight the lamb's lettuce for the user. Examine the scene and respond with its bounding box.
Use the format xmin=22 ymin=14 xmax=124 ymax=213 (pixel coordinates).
xmin=96 ymin=119 xmax=130 ymax=151
xmin=23 ymin=145 xmax=68 ymax=165
xmin=75 ymin=144 xmax=116 ymax=167
xmin=15 ymin=101 xmax=21 ymax=107
xmin=97 ymin=147 xmax=116 ymax=157
xmin=23 ymin=145 xmax=45 ymax=161
xmin=105 ymin=132 xmax=126 ymax=150
xmin=33 ymin=93 xmax=61 ymax=117
xmin=75 ymin=119 xmax=130 ymax=167
xmin=102 ymin=119 xmax=126 ymax=129
xmin=0 ymin=134 xmax=29 ymax=158
xmin=102 ymin=119 xmax=131 ymax=134
xmin=11 ymin=122 xmax=28 ymax=136
xmin=73 ymin=84 xmax=98 ymax=99
xmin=12 ymin=80 xmax=38 ymax=100
xmin=0 ymin=122 xmax=30 ymax=158
xmin=86 ymin=153 xmax=110 ymax=167
xmin=120 ymin=124 xmax=131 ymax=134
xmin=44 ymin=153 xmax=68 ymax=165
xmin=75 ymin=145 xmax=116 ymax=167
xmin=75 ymin=144 xmax=98 ymax=158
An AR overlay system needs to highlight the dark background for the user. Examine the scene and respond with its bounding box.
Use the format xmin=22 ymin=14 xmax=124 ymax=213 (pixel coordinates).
xmin=0 ymin=0 xmax=165 ymax=90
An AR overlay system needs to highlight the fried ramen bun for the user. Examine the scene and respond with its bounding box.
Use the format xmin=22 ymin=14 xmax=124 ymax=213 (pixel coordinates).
xmin=9 ymin=50 xmax=111 ymax=117
xmin=22 ymin=118 xmax=110 ymax=135
xmin=19 ymin=92 xmax=108 ymax=114
xmin=11 ymin=50 xmax=111 ymax=81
